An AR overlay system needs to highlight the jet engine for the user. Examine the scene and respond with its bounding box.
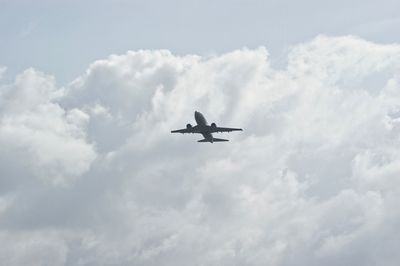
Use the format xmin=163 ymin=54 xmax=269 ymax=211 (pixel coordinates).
xmin=211 ymin=122 xmax=217 ymax=129
xmin=186 ymin=123 xmax=192 ymax=129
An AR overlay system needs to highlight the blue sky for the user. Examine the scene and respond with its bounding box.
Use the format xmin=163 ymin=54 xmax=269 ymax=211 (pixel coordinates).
xmin=1 ymin=0 xmax=400 ymax=84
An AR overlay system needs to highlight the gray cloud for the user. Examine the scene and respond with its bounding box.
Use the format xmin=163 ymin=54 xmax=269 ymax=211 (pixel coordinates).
xmin=0 ymin=35 xmax=399 ymax=265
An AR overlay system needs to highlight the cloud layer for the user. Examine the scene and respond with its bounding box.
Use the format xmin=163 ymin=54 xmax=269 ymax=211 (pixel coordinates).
xmin=1 ymin=35 xmax=400 ymax=266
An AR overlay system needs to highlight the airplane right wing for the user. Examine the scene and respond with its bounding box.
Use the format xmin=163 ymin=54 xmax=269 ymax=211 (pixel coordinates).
xmin=210 ymin=126 xmax=243 ymax=133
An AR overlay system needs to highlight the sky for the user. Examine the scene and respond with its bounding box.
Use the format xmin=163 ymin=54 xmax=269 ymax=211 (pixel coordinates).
xmin=1 ymin=1 xmax=400 ymax=265
xmin=1 ymin=0 xmax=400 ymax=83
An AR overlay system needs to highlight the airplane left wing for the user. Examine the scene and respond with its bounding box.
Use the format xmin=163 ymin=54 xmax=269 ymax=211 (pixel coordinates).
xmin=171 ymin=128 xmax=192 ymax=134
xmin=210 ymin=126 xmax=243 ymax=133
xmin=171 ymin=125 xmax=198 ymax=134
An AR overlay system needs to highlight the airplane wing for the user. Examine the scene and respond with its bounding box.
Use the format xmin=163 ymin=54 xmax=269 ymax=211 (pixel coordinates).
xmin=210 ymin=126 xmax=243 ymax=133
xmin=171 ymin=128 xmax=191 ymax=134
xmin=171 ymin=126 xmax=198 ymax=134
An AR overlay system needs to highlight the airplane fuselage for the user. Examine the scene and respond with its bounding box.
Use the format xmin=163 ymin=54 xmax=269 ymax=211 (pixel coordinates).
xmin=171 ymin=111 xmax=242 ymax=143
xmin=194 ymin=111 xmax=214 ymax=142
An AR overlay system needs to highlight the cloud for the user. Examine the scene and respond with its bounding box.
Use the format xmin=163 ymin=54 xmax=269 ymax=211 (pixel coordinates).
xmin=0 ymin=68 xmax=96 ymax=186
xmin=1 ymin=35 xmax=400 ymax=265
xmin=0 ymin=230 xmax=67 ymax=265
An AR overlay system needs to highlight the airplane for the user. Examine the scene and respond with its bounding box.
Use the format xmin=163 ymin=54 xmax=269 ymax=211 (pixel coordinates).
xmin=171 ymin=111 xmax=242 ymax=143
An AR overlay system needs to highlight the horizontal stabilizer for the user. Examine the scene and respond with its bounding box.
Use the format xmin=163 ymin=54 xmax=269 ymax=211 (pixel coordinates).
xmin=197 ymin=138 xmax=229 ymax=143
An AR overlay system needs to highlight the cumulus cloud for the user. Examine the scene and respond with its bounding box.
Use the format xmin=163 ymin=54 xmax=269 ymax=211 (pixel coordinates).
xmin=0 ymin=68 xmax=96 ymax=186
xmin=1 ymin=35 xmax=400 ymax=265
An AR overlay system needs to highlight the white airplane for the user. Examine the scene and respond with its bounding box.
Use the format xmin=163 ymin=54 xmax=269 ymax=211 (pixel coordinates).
xmin=171 ymin=111 xmax=242 ymax=143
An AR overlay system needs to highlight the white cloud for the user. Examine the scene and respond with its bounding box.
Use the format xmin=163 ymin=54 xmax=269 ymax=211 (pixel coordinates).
xmin=0 ymin=69 xmax=96 ymax=185
xmin=1 ymin=35 xmax=400 ymax=265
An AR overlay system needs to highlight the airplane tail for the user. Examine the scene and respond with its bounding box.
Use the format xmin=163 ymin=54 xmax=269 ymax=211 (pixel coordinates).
xmin=197 ymin=138 xmax=229 ymax=143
